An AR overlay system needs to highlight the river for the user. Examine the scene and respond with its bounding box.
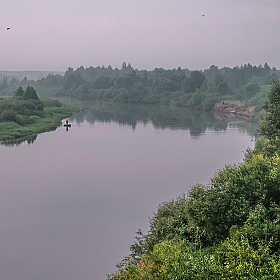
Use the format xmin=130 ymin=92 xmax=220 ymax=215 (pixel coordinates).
xmin=0 ymin=101 xmax=257 ymax=280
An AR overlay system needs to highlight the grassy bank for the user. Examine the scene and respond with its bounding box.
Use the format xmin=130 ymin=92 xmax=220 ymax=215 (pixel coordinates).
xmin=0 ymin=98 xmax=79 ymax=144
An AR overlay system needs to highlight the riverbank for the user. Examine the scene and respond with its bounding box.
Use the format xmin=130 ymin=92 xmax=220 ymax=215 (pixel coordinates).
xmin=0 ymin=98 xmax=79 ymax=144
xmin=213 ymin=101 xmax=253 ymax=119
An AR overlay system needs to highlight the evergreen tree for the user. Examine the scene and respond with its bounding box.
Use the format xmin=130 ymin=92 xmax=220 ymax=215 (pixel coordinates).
xmin=1 ymin=77 xmax=8 ymax=90
xmin=259 ymin=79 xmax=280 ymax=141
xmin=14 ymin=86 xmax=24 ymax=98
xmin=23 ymin=86 xmax=39 ymax=100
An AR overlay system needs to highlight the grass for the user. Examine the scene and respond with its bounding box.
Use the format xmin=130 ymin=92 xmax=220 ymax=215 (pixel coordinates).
xmin=0 ymin=100 xmax=79 ymax=144
xmin=221 ymin=100 xmax=242 ymax=106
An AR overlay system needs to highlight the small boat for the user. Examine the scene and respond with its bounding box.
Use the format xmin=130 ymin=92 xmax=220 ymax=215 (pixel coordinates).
xmin=64 ymin=120 xmax=71 ymax=127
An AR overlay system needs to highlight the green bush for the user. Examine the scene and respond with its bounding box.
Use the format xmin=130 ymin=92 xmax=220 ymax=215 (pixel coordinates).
xmin=108 ymin=80 xmax=280 ymax=279
xmin=42 ymin=98 xmax=62 ymax=107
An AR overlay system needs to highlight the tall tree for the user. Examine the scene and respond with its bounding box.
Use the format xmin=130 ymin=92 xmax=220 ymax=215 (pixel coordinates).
xmin=243 ymin=81 xmax=261 ymax=99
xmin=14 ymin=86 xmax=24 ymax=98
xmin=217 ymin=81 xmax=229 ymax=95
xmin=23 ymin=86 xmax=39 ymax=100
xmin=259 ymin=79 xmax=280 ymax=142
xmin=1 ymin=77 xmax=8 ymax=90
xmin=189 ymin=71 xmax=206 ymax=91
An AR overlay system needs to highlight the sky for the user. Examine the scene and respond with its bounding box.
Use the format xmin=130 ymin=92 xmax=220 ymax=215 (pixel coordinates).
xmin=1 ymin=0 xmax=280 ymax=71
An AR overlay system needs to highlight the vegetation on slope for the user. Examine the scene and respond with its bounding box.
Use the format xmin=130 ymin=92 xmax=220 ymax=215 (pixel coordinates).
xmin=107 ymin=79 xmax=280 ymax=279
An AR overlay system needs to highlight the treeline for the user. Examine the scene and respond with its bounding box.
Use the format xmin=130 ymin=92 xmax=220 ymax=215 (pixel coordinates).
xmin=0 ymin=63 xmax=279 ymax=120
xmin=107 ymin=79 xmax=280 ymax=279
xmin=0 ymin=86 xmax=44 ymax=125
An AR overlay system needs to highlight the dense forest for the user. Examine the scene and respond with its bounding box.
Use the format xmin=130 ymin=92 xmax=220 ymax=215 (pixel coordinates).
xmin=1 ymin=63 xmax=280 ymax=121
xmin=107 ymin=79 xmax=280 ymax=279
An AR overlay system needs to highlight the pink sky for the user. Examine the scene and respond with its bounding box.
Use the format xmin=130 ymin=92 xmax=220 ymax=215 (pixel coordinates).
xmin=1 ymin=0 xmax=280 ymax=71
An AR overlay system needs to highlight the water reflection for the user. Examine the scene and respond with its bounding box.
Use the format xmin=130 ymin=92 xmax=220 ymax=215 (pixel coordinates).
xmin=0 ymin=101 xmax=257 ymax=280
xmin=0 ymin=134 xmax=37 ymax=147
xmin=0 ymin=100 xmax=258 ymax=146
xmin=63 ymin=119 xmax=72 ymax=132
xmin=63 ymin=100 xmax=258 ymax=138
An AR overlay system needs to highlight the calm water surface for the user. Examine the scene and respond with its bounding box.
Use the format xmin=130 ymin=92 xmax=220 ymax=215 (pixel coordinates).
xmin=0 ymin=102 xmax=256 ymax=280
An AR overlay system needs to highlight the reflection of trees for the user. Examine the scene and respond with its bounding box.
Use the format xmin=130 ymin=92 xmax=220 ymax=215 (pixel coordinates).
xmin=1 ymin=134 xmax=37 ymax=147
xmin=64 ymin=100 xmax=257 ymax=138
xmin=229 ymin=122 xmax=259 ymax=138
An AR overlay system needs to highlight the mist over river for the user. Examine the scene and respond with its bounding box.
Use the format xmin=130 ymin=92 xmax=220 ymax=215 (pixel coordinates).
xmin=0 ymin=101 xmax=256 ymax=280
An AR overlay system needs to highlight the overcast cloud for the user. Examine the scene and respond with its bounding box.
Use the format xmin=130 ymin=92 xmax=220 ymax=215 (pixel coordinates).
xmin=1 ymin=0 xmax=280 ymax=71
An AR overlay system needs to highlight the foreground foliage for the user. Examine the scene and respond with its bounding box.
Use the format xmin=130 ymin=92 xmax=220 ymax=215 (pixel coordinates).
xmin=108 ymin=80 xmax=280 ymax=279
